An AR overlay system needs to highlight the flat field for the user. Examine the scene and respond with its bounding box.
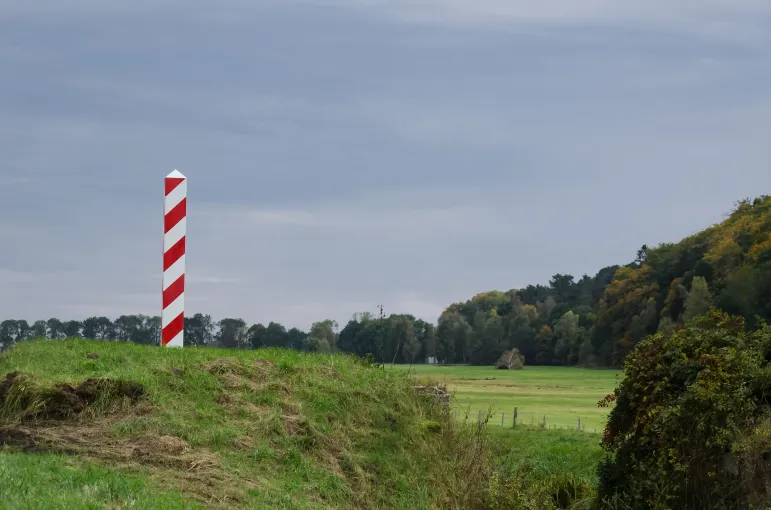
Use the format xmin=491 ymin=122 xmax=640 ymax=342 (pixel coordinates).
xmin=394 ymin=364 xmax=622 ymax=432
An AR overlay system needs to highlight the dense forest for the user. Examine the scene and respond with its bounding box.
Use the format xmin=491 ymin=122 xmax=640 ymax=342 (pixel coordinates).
xmin=435 ymin=195 xmax=771 ymax=367
xmin=2 ymin=195 xmax=770 ymax=368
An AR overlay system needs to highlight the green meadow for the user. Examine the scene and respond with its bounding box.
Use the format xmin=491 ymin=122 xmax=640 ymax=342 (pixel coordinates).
xmin=395 ymin=364 xmax=621 ymax=432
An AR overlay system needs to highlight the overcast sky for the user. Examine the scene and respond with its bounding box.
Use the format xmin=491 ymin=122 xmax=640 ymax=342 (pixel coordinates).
xmin=2 ymin=1 xmax=770 ymax=330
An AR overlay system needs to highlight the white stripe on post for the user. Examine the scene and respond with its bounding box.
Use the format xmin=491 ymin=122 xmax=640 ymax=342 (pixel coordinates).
xmin=162 ymin=169 xmax=186 ymax=347
xmin=163 ymin=256 xmax=186 ymax=290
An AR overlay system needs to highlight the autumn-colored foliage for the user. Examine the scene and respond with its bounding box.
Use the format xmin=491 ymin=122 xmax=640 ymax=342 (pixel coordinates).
xmin=427 ymin=196 xmax=771 ymax=369
xmin=596 ymin=308 xmax=771 ymax=509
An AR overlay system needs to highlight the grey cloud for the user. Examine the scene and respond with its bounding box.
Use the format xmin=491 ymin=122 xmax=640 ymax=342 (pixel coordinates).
xmin=294 ymin=0 xmax=771 ymax=43
xmin=1 ymin=0 xmax=771 ymax=330
xmin=186 ymin=276 xmax=241 ymax=285
xmin=6 ymin=0 xmax=771 ymax=38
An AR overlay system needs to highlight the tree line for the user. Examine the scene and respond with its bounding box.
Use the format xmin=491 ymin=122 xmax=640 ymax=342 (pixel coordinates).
xmin=434 ymin=195 xmax=771 ymax=367
xmin=3 ymin=196 xmax=770 ymax=368
xmin=0 ymin=312 xmax=439 ymax=365
xmin=0 ymin=270 xmax=718 ymax=368
xmin=430 ymin=269 xmax=715 ymax=368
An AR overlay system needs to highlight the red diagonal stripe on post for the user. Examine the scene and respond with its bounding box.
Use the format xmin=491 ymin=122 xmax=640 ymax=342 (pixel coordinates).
xmin=163 ymin=275 xmax=185 ymax=308
xmin=163 ymin=170 xmax=186 ymax=348
xmin=161 ymin=313 xmax=184 ymax=346
xmin=163 ymin=237 xmax=185 ymax=271
xmin=164 ymin=198 xmax=186 ymax=233
xmin=165 ymin=177 xmax=185 ymax=195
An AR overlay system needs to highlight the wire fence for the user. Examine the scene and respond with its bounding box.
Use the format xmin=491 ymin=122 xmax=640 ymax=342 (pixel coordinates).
xmin=452 ymin=406 xmax=602 ymax=433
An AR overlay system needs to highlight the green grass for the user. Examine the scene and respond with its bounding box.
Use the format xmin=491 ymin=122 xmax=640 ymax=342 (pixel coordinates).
xmin=0 ymin=452 xmax=193 ymax=509
xmin=394 ymin=364 xmax=621 ymax=432
xmin=0 ymin=338 xmax=429 ymax=508
xmin=0 ymin=339 xmax=611 ymax=509
xmin=483 ymin=427 xmax=605 ymax=509
xmin=0 ymin=339 xmax=502 ymax=509
xmin=489 ymin=427 xmax=603 ymax=481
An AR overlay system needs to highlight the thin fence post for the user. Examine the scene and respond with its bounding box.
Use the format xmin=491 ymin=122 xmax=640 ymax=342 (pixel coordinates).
xmin=501 ymin=412 xmax=504 ymax=427
xmin=578 ymin=417 xmax=581 ymax=432
xmin=542 ymin=415 xmax=546 ymax=428
xmin=513 ymin=407 xmax=518 ymax=426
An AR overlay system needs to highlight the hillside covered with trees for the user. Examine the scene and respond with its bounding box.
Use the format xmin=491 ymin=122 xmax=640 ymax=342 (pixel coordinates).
xmin=429 ymin=195 xmax=771 ymax=368
xmin=2 ymin=196 xmax=770 ymax=368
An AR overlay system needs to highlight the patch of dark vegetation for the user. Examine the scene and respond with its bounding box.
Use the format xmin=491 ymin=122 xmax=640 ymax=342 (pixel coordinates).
xmin=384 ymin=414 xmax=398 ymax=432
xmin=75 ymin=378 xmax=144 ymax=402
xmin=0 ymin=371 xmax=144 ymax=422
xmin=0 ymin=427 xmax=40 ymax=452
xmin=597 ymin=309 xmax=771 ymax=509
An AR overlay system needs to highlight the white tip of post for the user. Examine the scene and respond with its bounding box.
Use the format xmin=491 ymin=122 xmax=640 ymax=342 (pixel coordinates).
xmin=167 ymin=169 xmax=186 ymax=179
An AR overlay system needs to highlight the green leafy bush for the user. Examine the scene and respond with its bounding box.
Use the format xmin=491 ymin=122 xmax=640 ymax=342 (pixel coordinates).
xmin=596 ymin=308 xmax=771 ymax=509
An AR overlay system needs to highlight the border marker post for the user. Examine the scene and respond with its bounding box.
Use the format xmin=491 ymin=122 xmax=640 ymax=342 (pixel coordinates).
xmin=162 ymin=169 xmax=186 ymax=347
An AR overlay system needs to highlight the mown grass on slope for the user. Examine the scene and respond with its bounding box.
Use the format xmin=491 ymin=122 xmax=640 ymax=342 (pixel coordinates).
xmin=0 ymin=338 xmax=507 ymax=509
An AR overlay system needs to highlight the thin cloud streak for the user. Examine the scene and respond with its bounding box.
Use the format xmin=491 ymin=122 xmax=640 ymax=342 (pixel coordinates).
xmin=294 ymin=0 xmax=771 ymax=42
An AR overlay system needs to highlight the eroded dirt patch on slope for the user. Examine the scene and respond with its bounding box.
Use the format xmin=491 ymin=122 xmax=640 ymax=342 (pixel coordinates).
xmin=0 ymin=419 xmax=251 ymax=507
xmin=0 ymin=371 xmax=253 ymax=507
xmin=0 ymin=371 xmax=144 ymax=422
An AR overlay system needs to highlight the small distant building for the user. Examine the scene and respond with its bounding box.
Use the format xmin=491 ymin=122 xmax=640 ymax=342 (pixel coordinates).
xmin=426 ymin=356 xmax=439 ymax=365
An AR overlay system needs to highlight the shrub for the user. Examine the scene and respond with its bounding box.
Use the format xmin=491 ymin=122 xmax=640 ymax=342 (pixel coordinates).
xmin=595 ymin=308 xmax=771 ymax=509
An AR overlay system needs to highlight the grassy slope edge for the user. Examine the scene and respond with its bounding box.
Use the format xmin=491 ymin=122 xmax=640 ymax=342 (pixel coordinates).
xmin=0 ymin=339 xmax=603 ymax=509
xmin=0 ymin=338 xmax=482 ymax=509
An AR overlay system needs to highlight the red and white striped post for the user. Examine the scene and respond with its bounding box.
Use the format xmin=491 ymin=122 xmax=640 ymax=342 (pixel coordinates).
xmin=162 ymin=169 xmax=186 ymax=347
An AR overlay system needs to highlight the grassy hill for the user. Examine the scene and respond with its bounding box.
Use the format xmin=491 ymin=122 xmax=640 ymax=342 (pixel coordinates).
xmin=0 ymin=338 xmax=511 ymax=509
